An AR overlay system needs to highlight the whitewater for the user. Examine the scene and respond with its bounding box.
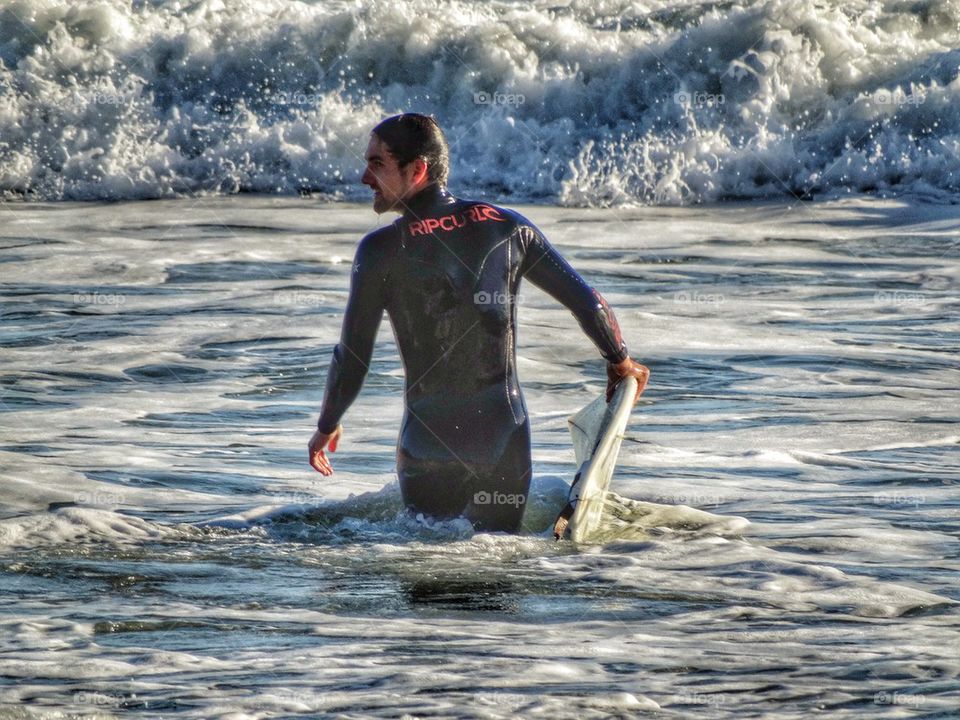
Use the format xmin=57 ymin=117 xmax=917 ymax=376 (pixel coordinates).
xmin=1 ymin=1 xmax=959 ymax=718
xmin=1 ymin=0 xmax=960 ymax=203
xmin=1 ymin=195 xmax=957 ymax=718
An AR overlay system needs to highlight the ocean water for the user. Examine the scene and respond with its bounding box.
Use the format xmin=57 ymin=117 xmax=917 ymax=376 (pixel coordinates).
xmin=2 ymin=0 xmax=960 ymax=203
xmin=1 ymin=196 xmax=957 ymax=718
xmin=2 ymin=0 xmax=960 ymax=718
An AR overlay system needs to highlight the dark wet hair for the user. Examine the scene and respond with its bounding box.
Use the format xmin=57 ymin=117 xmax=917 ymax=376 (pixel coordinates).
xmin=372 ymin=113 xmax=449 ymax=186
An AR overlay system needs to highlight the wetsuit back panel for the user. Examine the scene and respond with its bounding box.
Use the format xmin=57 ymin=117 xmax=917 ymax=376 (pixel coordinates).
xmin=318 ymin=185 xmax=628 ymax=532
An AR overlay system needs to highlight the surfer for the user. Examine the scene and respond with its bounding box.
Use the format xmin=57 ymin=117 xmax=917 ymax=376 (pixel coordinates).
xmin=308 ymin=113 xmax=649 ymax=532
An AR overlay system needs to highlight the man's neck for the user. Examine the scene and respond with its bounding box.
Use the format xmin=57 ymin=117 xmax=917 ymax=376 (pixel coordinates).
xmin=400 ymin=183 xmax=452 ymax=218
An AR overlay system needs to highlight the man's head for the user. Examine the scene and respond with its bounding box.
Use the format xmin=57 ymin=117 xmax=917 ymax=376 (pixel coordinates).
xmin=362 ymin=113 xmax=449 ymax=213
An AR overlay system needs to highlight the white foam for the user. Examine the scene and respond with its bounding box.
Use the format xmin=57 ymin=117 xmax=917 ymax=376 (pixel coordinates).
xmin=2 ymin=1 xmax=960 ymax=203
xmin=1 ymin=195 xmax=957 ymax=718
xmin=0 ymin=507 xmax=195 ymax=549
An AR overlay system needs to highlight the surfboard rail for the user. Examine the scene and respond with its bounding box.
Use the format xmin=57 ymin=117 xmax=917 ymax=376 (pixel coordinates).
xmin=553 ymin=376 xmax=638 ymax=542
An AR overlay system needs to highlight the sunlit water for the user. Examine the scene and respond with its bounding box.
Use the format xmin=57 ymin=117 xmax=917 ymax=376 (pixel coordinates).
xmin=4 ymin=0 xmax=960 ymax=204
xmin=1 ymin=196 xmax=958 ymax=718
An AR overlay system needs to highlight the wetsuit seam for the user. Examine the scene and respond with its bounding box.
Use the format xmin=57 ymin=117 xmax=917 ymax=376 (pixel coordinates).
xmin=476 ymin=236 xmax=511 ymax=276
xmin=505 ymin=233 xmax=520 ymax=424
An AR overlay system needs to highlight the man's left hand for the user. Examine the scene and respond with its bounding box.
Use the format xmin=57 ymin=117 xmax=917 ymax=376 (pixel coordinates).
xmin=607 ymin=357 xmax=650 ymax=404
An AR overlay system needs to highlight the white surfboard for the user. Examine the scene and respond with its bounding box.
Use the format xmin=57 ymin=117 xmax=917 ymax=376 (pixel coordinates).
xmin=553 ymin=376 xmax=637 ymax=543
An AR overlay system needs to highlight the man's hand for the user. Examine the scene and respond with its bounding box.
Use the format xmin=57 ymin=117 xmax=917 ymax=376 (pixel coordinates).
xmin=607 ymin=357 xmax=650 ymax=404
xmin=308 ymin=424 xmax=343 ymax=476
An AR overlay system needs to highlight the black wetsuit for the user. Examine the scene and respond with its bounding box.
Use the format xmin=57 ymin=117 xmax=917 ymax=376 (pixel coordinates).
xmin=318 ymin=185 xmax=627 ymax=532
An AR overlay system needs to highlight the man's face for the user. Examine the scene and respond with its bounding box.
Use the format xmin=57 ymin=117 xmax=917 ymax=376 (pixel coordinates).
xmin=361 ymin=135 xmax=420 ymax=214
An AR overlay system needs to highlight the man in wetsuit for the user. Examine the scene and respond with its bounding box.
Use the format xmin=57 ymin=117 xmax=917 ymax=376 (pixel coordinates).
xmin=308 ymin=113 xmax=649 ymax=532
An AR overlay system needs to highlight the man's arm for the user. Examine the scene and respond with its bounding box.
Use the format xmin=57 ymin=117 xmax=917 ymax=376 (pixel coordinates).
xmin=309 ymin=233 xmax=387 ymax=475
xmin=520 ymin=224 xmax=649 ymax=402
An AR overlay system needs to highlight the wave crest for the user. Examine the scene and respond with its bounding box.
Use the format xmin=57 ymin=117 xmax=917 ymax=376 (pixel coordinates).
xmin=2 ymin=0 xmax=959 ymax=203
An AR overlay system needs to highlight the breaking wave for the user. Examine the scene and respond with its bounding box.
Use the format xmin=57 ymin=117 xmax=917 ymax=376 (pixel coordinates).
xmin=2 ymin=0 xmax=959 ymax=203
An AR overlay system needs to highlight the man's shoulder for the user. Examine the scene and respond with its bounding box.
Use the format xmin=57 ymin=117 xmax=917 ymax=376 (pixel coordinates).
xmin=356 ymin=222 xmax=401 ymax=255
xmin=360 ymin=222 xmax=401 ymax=245
xmin=351 ymin=223 xmax=401 ymax=274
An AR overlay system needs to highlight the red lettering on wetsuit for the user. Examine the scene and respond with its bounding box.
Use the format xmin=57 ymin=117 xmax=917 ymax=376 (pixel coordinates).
xmin=471 ymin=205 xmax=506 ymax=223
xmin=408 ymin=204 xmax=505 ymax=236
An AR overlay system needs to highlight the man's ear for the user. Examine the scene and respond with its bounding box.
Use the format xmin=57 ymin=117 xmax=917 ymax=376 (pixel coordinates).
xmin=410 ymin=157 xmax=430 ymax=186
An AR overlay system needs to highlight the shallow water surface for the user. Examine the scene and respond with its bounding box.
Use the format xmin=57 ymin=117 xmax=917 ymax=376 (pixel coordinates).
xmin=0 ymin=196 xmax=958 ymax=718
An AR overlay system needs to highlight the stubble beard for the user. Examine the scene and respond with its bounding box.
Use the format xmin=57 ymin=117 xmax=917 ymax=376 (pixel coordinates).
xmin=372 ymin=192 xmax=388 ymax=213
xmin=373 ymin=189 xmax=405 ymax=214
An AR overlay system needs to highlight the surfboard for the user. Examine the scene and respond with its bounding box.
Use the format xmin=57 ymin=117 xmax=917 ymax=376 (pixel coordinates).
xmin=553 ymin=376 xmax=638 ymax=542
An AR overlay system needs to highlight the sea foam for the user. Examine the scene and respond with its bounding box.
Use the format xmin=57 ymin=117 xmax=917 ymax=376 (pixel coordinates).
xmin=1 ymin=0 xmax=959 ymax=203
